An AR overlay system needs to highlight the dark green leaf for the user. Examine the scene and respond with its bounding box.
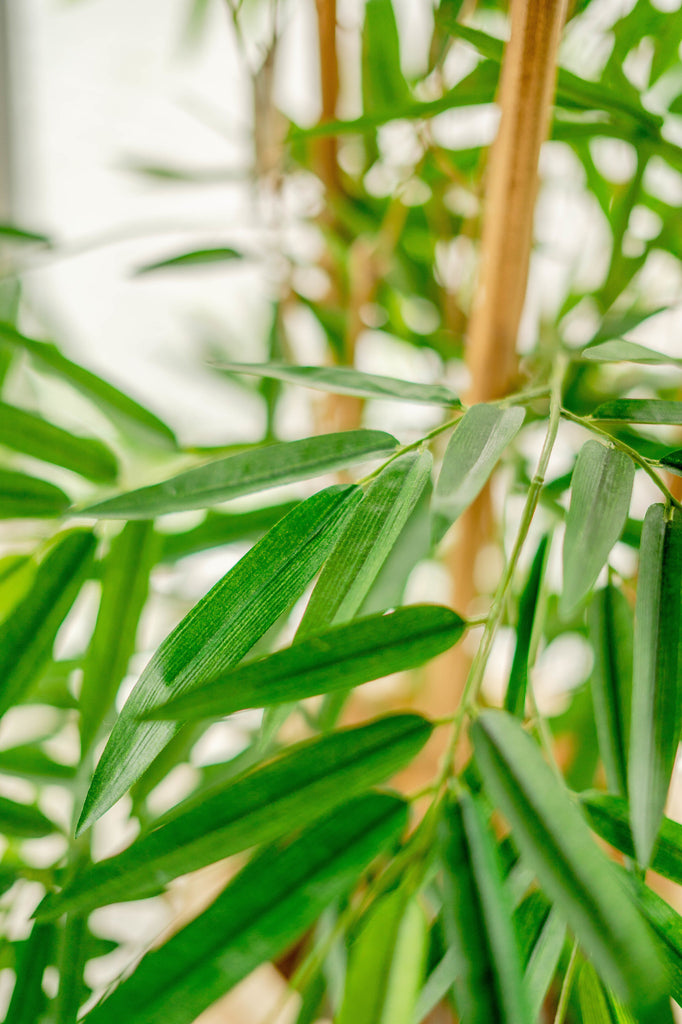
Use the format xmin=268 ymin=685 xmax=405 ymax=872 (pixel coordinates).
xmin=40 ymin=714 xmax=431 ymax=918
xmin=472 ymin=709 xmax=672 ymax=1020
xmin=657 ymin=449 xmax=682 ymax=476
xmin=628 ymin=504 xmax=682 ymax=867
xmin=0 ymin=468 xmax=69 ymax=518
xmin=216 ymin=362 xmax=461 ymax=406
xmin=560 ymin=442 xmax=634 ymax=616
xmin=82 ymin=430 xmax=398 ymax=518
xmin=506 ymin=535 xmax=550 ymax=716
xmin=589 ymin=584 xmax=633 ymax=797
xmin=582 ymin=791 xmax=682 ymax=887
xmin=4 ymin=922 xmax=55 ymax=1024
xmin=298 ymin=451 xmax=432 ymax=636
xmin=0 ymin=530 xmax=96 ymax=717
xmin=0 ymin=796 xmax=56 ymax=838
xmin=630 ymin=876 xmax=682 ymax=1006
xmin=77 ymin=485 xmax=361 ymax=833
xmin=143 ymin=604 xmax=464 ymax=722
xmin=134 ymin=246 xmax=243 ymax=274
xmin=592 ymin=401 xmax=682 ymax=425
xmin=83 ymin=793 xmax=408 ymax=1024
xmin=0 ymin=400 xmax=117 ymax=482
xmin=432 ymin=405 xmax=525 ymax=543
xmin=442 ymin=791 xmax=532 ymax=1024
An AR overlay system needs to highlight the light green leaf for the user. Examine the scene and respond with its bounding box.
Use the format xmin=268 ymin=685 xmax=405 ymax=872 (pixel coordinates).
xmin=0 ymin=400 xmax=118 ymax=482
xmin=472 ymin=709 xmax=672 ymax=1020
xmin=134 ymin=246 xmax=243 ymax=274
xmin=298 ymin=451 xmax=432 ymax=636
xmin=442 ymin=791 xmax=532 ymax=1024
xmin=581 ymin=340 xmax=680 ymax=365
xmin=560 ymin=442 xmax=634 ymax=617
xmin=523 ymin=904 xmax=566 ymax=1021
xmin=432 ymin=405 xmax=525 ymax=543
xmin=79 ymin=522 xmax=158 ymax=752
xmin=628 ymin=504 xmax=682 ymax=867
xmin=144 ymin=604 xmax=464 ymax=722
xmin=39 ymin=714 xmax=431 ymax=918
xmin=0 ymin=323 xmax=177 ymax=448
xmin=81 ymin=430 xmax=398 ymax=518
xmin=76 ymin=485 xmax=361 ymax=834
xmin=216 ymin=362 xmax=461 ymax=406
xmin=362 ymin=0 xmax=411 ymax=116
xmin=0 ymin=468 xmax=69 ymax=518
xmin=83 ymin=793 xmax=408 ymax=1024
xmin=589 ymin=584 xmax=632 ymax=797
xmin=0 ymin=530 xmax=96 ymax=718
xmin=0 ymin=744 xmax=76 ymax=784
xmin=579 ymin=962 xmax=616 ymax=1024
xmin=0 ymin=795 xmax=56 ymax=838
xmin=506 ymin=535 xmax=550 ymax=716
xmin=582 ymin=791 xmax=682 ymax=887
xmin=592 ymin=400 xmax=682 ymax=425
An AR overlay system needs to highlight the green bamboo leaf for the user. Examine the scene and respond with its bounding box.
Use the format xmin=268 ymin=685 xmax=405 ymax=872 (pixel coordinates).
xmin=0 ymin=744 xmax=77 ymax=784
xmin=0 ymin=323 xmax=177 ymax=448
xmin=0 ymin=401 xmax=118 ymax=482
xmin=0 ymin=468 xmax=69 ymax=518
xmin=579 ymin=962 xmax=616 ymax=1024
xmin=76 ymin=485 xmax=362 ymax=834
xmin=83 ymin=793 xmax=408 ymax=1024
xmin=581 ymin=791 xmax=682 ymax=886
xmin=0 ymin=530 xmax=96 ymax=717
xmin=144 ymin=604 xmax=464 ymax=722
xmin=522 ymin=904 xmax=566 ymax=1021
xmin=657 ymin=449 xmax=682 ymax=476
xmin=298 ymin=451 xmax=432 ymax=636
xmin=589 ymin=584 xmax=633 ymax=797
xmin=40 ymin=714 xmax=431 ymax=919
xmin=4 ymin=922 xmax=55 ymax=1024
xmin=362 ymin=0 xmax=411 ymax=115
xmin=581 ymin=340 xmax=679 ymax=365
xmin=505 ymin=535 xmax=550 ymax=716
xmin=442 ymin=791 xmax=532 ymax=1024
xmin=0 ymin=796 xmax=57 ymax=838
xmin=628 ymin=504 xmax=682 ymax=867
xmin=560 ymin=442 xmax=634 ymax=617
xmin=157 ymin=500 xmax=298 ymax=563
xmin=630 ymin=877 xmax=682 ymax=1006
xmin=432 ymin=404 xmax=525 ymax=543
xmin=81 ymin=430 xmax=398 ymax=518
xmin=134 ymin=246 xmax=243 ymax=274
xmin=592 ymin=400 xmax=682 ymax=425
xmin=79 ymin=522 xmax=158 ymax=752
xmin=216 ymin=362 xmax=461 ymax=406
xmin=0 ymin=223 xmax=50 ymax=245
xmin=472 ymin=709 xmax=672 ymax=1020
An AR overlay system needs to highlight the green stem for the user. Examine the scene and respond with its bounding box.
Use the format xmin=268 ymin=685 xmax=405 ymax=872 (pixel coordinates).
xmin=553 ymin=939 xmax=580 ymax=1024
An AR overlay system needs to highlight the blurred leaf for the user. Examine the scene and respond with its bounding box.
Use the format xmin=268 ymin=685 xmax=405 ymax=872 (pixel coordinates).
xmin=77 ymin=485 xmax=361 ymax=833
xmin=362 ymin=0 xmax=411 ymax=116
xmin=579 ymin=962 xmax=617 ymax=1024
xmin=157 ymin=501 xmax=298 ymax=563
xmin=298 ymin=451 xmax=432 ymax=636
xmin=79 ymin=522 xmax=158 ymax=752
xmin=144 ymin=605 xmax=464 ymax=721
xmin=0 ymin=468 xmax=69 ymax=518
xmin=0 ymin=323 xmax=177 ymax=448
xmin=0 ymin=400 xmax=118 ymax=482
xmin=432 ymin=405 xmax=525 ymax=543
xmin=441 ymin=791 xmax=532 ymax=1024
xmin=589 ymin=584 xmax=632 ymax=797
xmin=0 ymin=223 xmax=50 ymax=245
xmin=630 ymin=876 xmax=682 ymax=1006
xmin=5 ymin=922 xmax=55 ymax=1024
xmin=216 ymin=362 xmax=461 ymax=406
xmin=134 ymin=246 xmax=243 ymax=274
xmin=472 ymin=709 xmax=672 ymax=1020
xmin=592 ymin=400 xmax=682 ymax=424
xmin=83 ymin=793 xmax=408 ymax=1024
xmin=517 ymin=895 xmax=566 ymax=1021
xmin=82 ymin=430 xmax=398 ymax=518
xmin=0 ymin=796 xmax=57 ymax=838
xmin=40 ymin=714 xmax=431 ymax=918
xmin=560 ymin=442 xmax=634 ymax=617
xmin=506 ymin=535 xmax=550 ymax=716
xmin=581 ymin=791 xmax=682 ymax=886
xmin=581 ymin=340 xmax=680 ymax=365
xmin=0 ymin=744 xmax=76 ymax=784
xmin=628 ymin=504 xmax=682 ymax=867
xmin=0 ymin=530 xmax=96 ymax=717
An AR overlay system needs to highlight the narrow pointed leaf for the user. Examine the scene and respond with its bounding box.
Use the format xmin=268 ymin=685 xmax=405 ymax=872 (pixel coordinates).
xmin=362 ymin=0 xmax=411 ymax=116
xmin=298 ymin=451 xmax=432 ymax=636
xmin=432 ymin=404 xmax=525 ymax=543
xmin=581 ymin=791 xmax=682 ymax=886
xmin=40 ymin=714 xmax=431 ymax=918
xmin=579 ymin=962 xmax=617 ymax=1024
xmin=560 ymin=442 xmax=634 ymax=617
xmin=157 ymin=500 xmax=297 ymax=563
xmin=217 ymin=362 xmax=461 ymax=406
xmin=524 ymin=907 xmax=566 ymax=1021
xmin=442 ymin=791 xmax=532 ymax=1024
xmin=472 ymin=709 xmax=672 ymax=1020
xmin=589 ymin=584 xmax=632 ymax=797
xmin=83 ymin=793 xmax=408 ymax=1024
xmin=657 ymin=449 xmax=682 ymax=476
xmin=144 ymin=604 xmax=464 ymax=722
xmin=135 ymin=246 xmax=243 ymax=274
xmin=77 ymin=485 xmax=361 ymax=833
xmin=582 ymin=340 xmax=679 ymax=365
xmin=79 ymin=521 xmax=158 ymax=752
xmin=628 ymin=503 xmax=682 ymax=867
xmin=4 ymin=923 xmax=55 ymax=1024
xmin=0 ymin=744 xmax=77 ymax=783
xmin=82 ymin=430 xmax=397 ymax=518
xmin=0 ymin=468 xmax=69 ymax=518
xmin=0 ymin=323 xmax=177 ymax=447
xmin=506 ymin=535 xmax=550 ymax=716
xmin=0 ymin=530 xmax=96 ymax=717
xmin=0 ymin=401 xmax=117 ymax=482
xmin=0 ymin=796 xmax=56 ymax=838
xmin=592 ymin=400 xmax=682 ymax=425
xmin=630 ymin=877 xmax=682 ymax=1006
